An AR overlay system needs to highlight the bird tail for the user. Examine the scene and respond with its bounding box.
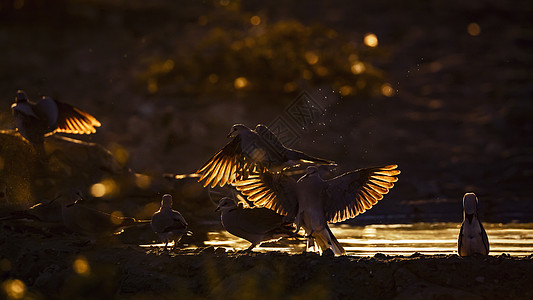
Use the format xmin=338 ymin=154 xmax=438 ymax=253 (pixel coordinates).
xmin=313 ymin=226 xmax=345 ymax=255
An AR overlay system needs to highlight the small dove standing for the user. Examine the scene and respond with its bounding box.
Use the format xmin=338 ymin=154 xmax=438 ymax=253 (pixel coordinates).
xmin=151 ymin=194 xmax=189 ymax=251
xmin=60 ymin=189 xmax=149 ymax=241
xmin=458 ymin=192 xmax=489 ymax=257
xmin=216 ymin=197 xmax=295 ymax=251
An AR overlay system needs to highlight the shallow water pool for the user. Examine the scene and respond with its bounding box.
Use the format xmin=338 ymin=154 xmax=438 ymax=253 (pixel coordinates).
xmin=202 ymin=222 xmax=533 ymax=256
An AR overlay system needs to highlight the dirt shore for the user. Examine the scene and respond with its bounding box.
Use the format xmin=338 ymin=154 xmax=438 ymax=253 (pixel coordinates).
xmin=1 ymin=222 xmax=532 ymax=300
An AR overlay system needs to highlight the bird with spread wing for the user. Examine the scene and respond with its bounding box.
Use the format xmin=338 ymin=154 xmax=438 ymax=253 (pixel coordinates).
xmin=232 ymin=164 xmax=400 ymax=255
xmin=196 ymin=123 xmax=335 ymax=188
xmin=11 ymin=90 xmax=101 ymax=157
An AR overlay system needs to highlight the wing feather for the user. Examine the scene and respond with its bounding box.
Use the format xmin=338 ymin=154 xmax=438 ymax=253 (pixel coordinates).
xmin=324 ymin=165 xmax=400 ymax=223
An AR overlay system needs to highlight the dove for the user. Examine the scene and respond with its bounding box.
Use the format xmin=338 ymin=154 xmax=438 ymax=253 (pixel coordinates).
xmin=60 ymin=189 xmax=149 ymax=240
xmin=11 ymin=90 xmax=101 ymax=157
xmin=233 ymin=164 xmax=401 ymax=255
xmin=196 ymin=124 xmax=334 ymax=188
xmin=151 ymin=194 xmax=189 ymax=251
xmin=458 ymin=192 xmax=489 ymax=257
xmin=216 ymin=197 xmax=296 ymax=251
xmin=0 ymin=195 xmax=63 ymax=223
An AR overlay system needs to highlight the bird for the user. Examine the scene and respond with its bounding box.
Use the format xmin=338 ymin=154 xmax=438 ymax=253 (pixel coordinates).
xmin=151 ymin=194 xmax=189 ymax=251
xmin=196 ymin=124 xmax=335 ymax=188
xmin=216 ymin=197 xmax=297 ymax=251
xmin=458 ymin=192 xmax=489 ymax=257
xmin=0 ymin=195 xmax=63 ymax=223
xmin=233 ymin=164 xmax=401 ymax=255
xmin=11 ymin=90 xmax=101 ymax=157
xmin=60 ymin=189 xmax=149 ymax=240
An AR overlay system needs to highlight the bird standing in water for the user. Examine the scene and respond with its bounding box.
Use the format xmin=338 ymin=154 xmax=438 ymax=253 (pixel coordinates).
xmin=458 ymin=192 xmax=489 ymax=257
xmin=151 ymin=194 xmax=189 ymax=251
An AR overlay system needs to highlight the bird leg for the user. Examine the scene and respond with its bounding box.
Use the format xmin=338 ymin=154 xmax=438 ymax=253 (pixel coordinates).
xmin=305 ymin=230 xmax=316 ymax=253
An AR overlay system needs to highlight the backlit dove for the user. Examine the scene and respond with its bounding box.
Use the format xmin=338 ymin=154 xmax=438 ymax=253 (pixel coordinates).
xmin=0 ymin=195 xmax=63 ymax=223
xmin=11 ymin=90 xmax=101 ymax=156
xmin=196 ymin=124 xmax=334 ymax=188
xmin=60 ymin=189 xmax=149 ymax=240
xmin=458 ymin=192 xmax=489 ymax=257
xmin=234 ymin=164 xmax=401 ymax=255
xmin=216 ymin=197 xmax=296 ymax=251
xmin=151 ymin=194 xmax=189 ymax=251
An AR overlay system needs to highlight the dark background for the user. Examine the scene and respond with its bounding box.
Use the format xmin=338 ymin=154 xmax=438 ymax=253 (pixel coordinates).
xmin=0 ymin=0 xmax=532 ymax=224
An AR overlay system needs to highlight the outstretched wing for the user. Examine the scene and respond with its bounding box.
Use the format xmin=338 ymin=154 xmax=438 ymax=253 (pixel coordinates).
xmin=233 ymin=170 xmax=299 ymax=220
xmin=51 ymin=100 xmax=101 ymax=135
xmin=323 ymin=165 xmax=400 ymax=223
xmin=196 ymin=136 xmax=258 ymax=188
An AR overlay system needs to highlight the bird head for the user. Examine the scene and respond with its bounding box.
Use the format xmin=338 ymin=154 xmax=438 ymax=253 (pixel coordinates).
xmin=15 ymin=90 xmax=28 ymax=103
xmin=215 ymin=197 xmax=237 ymax=212
xmin=463 ymin=192 xmax=478 ymax=223
xmin=161 ymin=194 xmax=173 ymax=208
xmin=60 ymin=189 xmax=85 ymax=208
xmin=227 ymin=124 xmax=249 ymax=138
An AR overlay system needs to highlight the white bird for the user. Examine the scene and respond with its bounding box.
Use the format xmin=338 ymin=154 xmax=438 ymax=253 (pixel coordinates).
xmin=151 ymin=194 xmax=189 ymax=251
xmin=60 ymin=189 xmax=149 ymax=240
xmin=233 ymin=164 xmax=400 ymax=255
xmin=196 ymin=124 xmax=335 ymax=188
xmin=11 ymin=90 xmax=101 ymax=156
xmin=458 ymin=192 xmax=489 ymax=257
xmin=216 ymin=197 xmax=296 ymax=251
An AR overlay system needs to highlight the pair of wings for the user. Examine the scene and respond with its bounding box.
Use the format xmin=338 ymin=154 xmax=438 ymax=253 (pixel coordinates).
xmin=233 ymin=165 xmax=400 ymax=223
xmin=14 ymin=96 xmax=101 ymax=135
xmin=196 ymin=124 xmax=333 ymax=188
xmin=196 ymin=125 xmax=290 ymax=188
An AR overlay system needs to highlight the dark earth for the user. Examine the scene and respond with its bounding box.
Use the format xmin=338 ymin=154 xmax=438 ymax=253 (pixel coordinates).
xmin=0 ymin=0 xmax=532 ymax=299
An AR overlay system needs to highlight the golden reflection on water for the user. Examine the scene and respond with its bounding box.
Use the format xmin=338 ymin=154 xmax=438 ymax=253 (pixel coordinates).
xmin=200 ymin=223 xmax=533 ymax=256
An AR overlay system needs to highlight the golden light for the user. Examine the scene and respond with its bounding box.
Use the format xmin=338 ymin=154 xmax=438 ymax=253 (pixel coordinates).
xmin=316 ymin=66 xmax=329 ymax=76
xmin=364 ymin=33 xmax=378 ymax=47
xmin=110 ymin=211 xmax=124 ymax=225
xmin=381 ymin=83 xmax=395 ymax=97
xmin=350 ymin=62 xmax=366 ymax=74
xmin=283 ymin=82 xmax=297 ymax=92
xmin=112 ymin=146 xmax=129 ymax=166
xmin=2 ymin=279 xmax=26 ymax=299
xmin=135 ymin=173 xmax=151 ymax=189
xmin=208 ymin=73 xmax=219 ymax=84
xmin=90 ymin=183 xmax=106 ymax=198
xmin=161 ymin=59 xmax=174 ymax=72
xmin=339 ymin=85 xmax=353 ymax=96
xmin=250 ymin=15 xmax=261 ymax=26
xmin=90 ymin=179 xmax=119 ymax=198
xmin=234 ymin=77 xmax=249 ymax=89
xmin=219 ymin=0 xmax=230 ymax=6
xmin=467 ymin=22 xmax=481 ymax=36
xmin=73 ymin=256 xmax=91 ymax=276
xmin=147 ymin=78 xmax=158 ymax=94
xmin=304 ymin=51 xmax=319 ymax=65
